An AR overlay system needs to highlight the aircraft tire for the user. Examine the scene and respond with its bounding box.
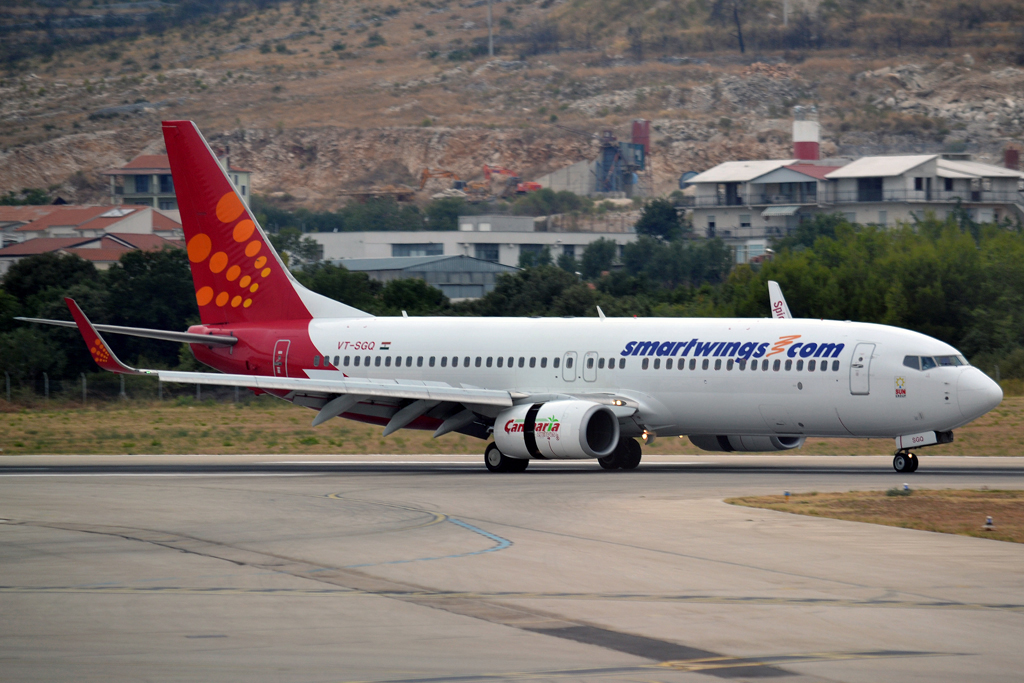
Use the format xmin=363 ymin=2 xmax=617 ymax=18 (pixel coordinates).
xmin=598 ymin=455 xmax=620 ymax=470
xmin=893 ymin=452 xmax=911 ymax=473
xmin=620 ymin=438 xmax=642 ymax=470
xmin=509 ymin=457 xmax=530 ymax=472
xmin=485 ymin=443 xmax=513 ymax=473
xmin=908 ymin=453 xmax=919 ymax=472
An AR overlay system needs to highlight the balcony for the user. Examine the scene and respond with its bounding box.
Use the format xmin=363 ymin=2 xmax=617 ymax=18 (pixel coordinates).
xmin=693 ymin=189 xmax=1024 ymax=208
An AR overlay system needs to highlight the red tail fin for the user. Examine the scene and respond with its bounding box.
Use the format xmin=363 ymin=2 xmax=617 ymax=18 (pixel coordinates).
xmin=162 ymin=120 xmax=368 ymax=325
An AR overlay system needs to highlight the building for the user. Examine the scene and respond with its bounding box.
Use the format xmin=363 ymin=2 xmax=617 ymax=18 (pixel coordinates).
xmin=0 ymin=232 xmax=183 ymax=276
xmin=310 ymin=227 xmax=636 ymax=268
xmin=1 ymin=205 xmax=182 ymax=245
xmin=533 ymin=120 xmax=650 ymax=198
xmin=335 ymin=255 xmax=519 ymax=300
xmin=687 ymin=116 xmax=1024 ymax=262
xmin=102 ymin=153 xmax=251 ymax=211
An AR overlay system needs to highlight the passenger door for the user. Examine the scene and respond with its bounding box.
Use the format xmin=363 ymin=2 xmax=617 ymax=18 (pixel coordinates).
xmin=273 ymin=340 xmax=291 ymax=377
xmin=562 ymin=351 xmax=577 ymax=382
xmin=582 ymin=351 xmax=598 ymax=382
xmin=849 ymin=343 xmax=874 ymax=395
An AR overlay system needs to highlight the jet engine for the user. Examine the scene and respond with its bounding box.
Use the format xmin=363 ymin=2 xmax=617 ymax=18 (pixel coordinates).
xmin=688 ymin=435 xmax=805 ymax=452
xmin=494 ymin=400 xmax=619 ymax=460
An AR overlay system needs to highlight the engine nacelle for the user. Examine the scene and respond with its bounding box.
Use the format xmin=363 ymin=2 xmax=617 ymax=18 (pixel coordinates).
xmin=688 ymin=435 xmax=805 ymax=452
xmin=494 ymin=400 xmax=620 ymax=460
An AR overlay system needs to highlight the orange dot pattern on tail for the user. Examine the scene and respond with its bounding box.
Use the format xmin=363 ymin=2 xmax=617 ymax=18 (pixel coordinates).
xmin=91 ymin=338 xmax=111 ymax=364
xmin=188 ymin=191 xmax=271 ymax=309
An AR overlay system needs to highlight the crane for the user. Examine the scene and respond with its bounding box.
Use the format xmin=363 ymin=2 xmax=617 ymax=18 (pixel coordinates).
xmin=482 ymin=165 xmax=542 ymax=197
xmin=419 ymin=168 xmax=461 ymax=190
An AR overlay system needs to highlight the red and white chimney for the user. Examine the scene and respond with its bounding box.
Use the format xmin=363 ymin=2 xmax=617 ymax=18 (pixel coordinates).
xmin=793 ymin=119 xmax=820 ymax=161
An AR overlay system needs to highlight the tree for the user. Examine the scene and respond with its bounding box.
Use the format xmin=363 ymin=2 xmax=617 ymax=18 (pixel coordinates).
xmin=709 ymin=0 xmax=760 ymax=53
xmin=424 ymin=197 xmax=474 ymax=231
xmin=556 ymin=252 xmax=578 ymax=273
xmin=269 ymin=228 xmax=322 ymax=269
xmin=580 ymin=238 xmax=617 ymax=279
xmin=295 ymin=262 xmax=381 ymax=312
xmin=635 ymin=198 xmax=683 ymax=241
xmin=518 ymin=246 xmax=552 ymax=268
xmin=2 ymin=253 xmax=98 ymax=309
xmin=380 ymin=278 xmax=448 ymax=315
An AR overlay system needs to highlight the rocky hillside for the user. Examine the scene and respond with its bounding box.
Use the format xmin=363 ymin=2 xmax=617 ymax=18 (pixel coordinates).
xmin=1 ymin=0 xmax=1023 ymax=208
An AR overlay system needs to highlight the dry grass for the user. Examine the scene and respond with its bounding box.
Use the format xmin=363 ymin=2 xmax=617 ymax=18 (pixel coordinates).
xmin=727 ymin=489 xmax=1024 ymax=544
xmin=1 ymin=395 xmax=1022 ymax=457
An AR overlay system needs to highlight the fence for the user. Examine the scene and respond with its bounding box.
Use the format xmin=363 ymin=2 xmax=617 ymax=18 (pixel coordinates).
xmin=2 ymin=371 xmax=245 ymax=407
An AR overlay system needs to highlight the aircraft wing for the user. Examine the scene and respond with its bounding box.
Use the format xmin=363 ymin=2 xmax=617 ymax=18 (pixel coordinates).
xmin=62 ymin=297 xmax=516 ymax=407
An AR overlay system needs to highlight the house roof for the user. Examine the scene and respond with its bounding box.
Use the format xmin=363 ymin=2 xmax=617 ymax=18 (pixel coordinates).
xmin=61 ymin=248 xmax=134 ymax=262
xmin=783 ymin=164 xmax=844 ymax=180
xmin=0 ymin=237 xmax=94 ymax=256
xmin=104 ymin=154 xmax=251 ymax=175
xmin=688 ymin=160 xmax=797 ymax=184
xmin=105 ymin=233 xmax=183 ymax=250
xmin=12 ymin=206 xmax=122 ymax=231
xmin=825 ymin=155 xmax=937 ymax=179
xmin=0 ymin=205 xmax=71 ymax=226
xmin=937 ymin=158 xmax=1024 ymax=179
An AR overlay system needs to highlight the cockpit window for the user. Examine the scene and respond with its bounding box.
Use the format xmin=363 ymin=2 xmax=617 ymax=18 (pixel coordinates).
xmin=935 ymin=355 xmax=963 ymax=366
xmin=920 ymin=356 xmax=937 ymax=370
xmin=903 ymin=355 xmax=920 ymax=370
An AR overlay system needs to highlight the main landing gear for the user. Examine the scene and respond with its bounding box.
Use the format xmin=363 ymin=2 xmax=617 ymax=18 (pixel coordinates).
xmin=598 ymin=437 xmax=642 ymax=471
xmin=484 ymin=443 xmax=529 ymax=473
xmin=893 ymin=450 xmax=920 ymax=473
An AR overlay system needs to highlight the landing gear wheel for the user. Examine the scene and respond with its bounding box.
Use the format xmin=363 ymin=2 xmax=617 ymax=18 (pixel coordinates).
xmin=484 ymin=443 xmax=529 ymax=473
xmin=598 ymin=455 xmax=620 ymax=470
xmin=620 ymin=438 xmax=642 ymax=470
xmin=893 ymin=451 xmax=916 ymax=473
xmin=908 ymin=453 xmax=919 ymax=472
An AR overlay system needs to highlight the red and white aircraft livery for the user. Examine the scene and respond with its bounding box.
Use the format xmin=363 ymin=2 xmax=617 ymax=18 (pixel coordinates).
xmin=23 ymin=121 xmax=1004 ymax=473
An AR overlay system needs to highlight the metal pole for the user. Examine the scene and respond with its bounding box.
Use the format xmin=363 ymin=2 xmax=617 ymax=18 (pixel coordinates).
xmin=783 ymin=0 xmax=789 ymax=26
xmin=43 ymin=372 xmax=49 ymax=400
xmin=119 ymin=374 xmax=126 ymax=400
xmin=487 ymin=0 xmax=493 ymax=57
xmin=196 ymin=383 xmax=201 ymax=401
xmin=81 ymin=373 xmax=86 ymax=406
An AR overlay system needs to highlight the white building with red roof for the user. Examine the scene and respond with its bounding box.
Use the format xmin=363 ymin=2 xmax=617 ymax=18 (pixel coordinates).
xmin=102 ymin=152 xmax=251 ymax=211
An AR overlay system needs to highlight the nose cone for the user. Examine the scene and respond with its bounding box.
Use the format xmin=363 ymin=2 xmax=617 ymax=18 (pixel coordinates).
xmin=958 ymin=368 xmax=1003 ymax=421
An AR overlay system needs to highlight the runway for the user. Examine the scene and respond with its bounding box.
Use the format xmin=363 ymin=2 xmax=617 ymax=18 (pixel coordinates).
xmin=1 ymin=454 xmax=1023 ymax=682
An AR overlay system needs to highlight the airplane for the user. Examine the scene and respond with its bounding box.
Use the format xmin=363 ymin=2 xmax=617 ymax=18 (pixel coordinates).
xmin=20 ymin=121 xmax=1004 ymax=473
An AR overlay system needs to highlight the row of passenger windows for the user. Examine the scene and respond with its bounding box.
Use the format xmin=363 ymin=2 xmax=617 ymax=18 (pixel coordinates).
xmin=313 ymin=354 xmax=629 ymax=370
xmin=903 ymin=354 xmax=968 ymax=370
xmin=641 ymin=356 xmax=842 ymax=372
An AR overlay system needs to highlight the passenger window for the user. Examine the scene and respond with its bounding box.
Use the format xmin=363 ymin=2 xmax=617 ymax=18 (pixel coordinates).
xmin=395 ymin=356 xmax=402 ymax=367
xmin=653 ymin=358 xmax=661 ymax=369
xmin=714 ymin=359 xmax=722 ymax=370
xmin=690 ymin=359 xmax=696 ymax=370
xmin=554 ymin=358 xmax=560 ymax=369
xmin=334 ymin=356 xmax=340 ymax=367
xmin=450 ymin=356 xmax=457 ymax=367
xmin=820 ymin=361 xmax=827 ymax=372
xmin=497 ymin=357 xmax=504 ymax=368
xmin=518 ymin=357 xmax=525 ymax=368
xmin=313 ymin=355 xmax=320 ymax=367
xmin=738 ymin=359 xmax=746 ymax=370
xmin=344 ymin=356 xmax=350 ymax=366
xmin=808 ymin=360 xmax=815 ymax=371
xmin=375 ymin=356 xmax=381 ymax=367
xmin=784 ymin=359 xmax=792 ymax=371
xmin=385 ymin=356 xmax=392 ymax=367
xmin=541 ymin=357 xmax=547 ymax=368
xmin=832 ymin=360 xmax=840 ymax=371
xmin=727 ymin=359 xmax=734 ymax=371
xmin=618 ymin=358 xmax=625 ymax=369
xmin=773 ymin=359 xmax=781 ymax=371
xmin=407 ymin=356 xmax=412 ymax=367
xmin=476 ymin=357 xmax=482 ymax=367
xmin=702 ymin=359 xmax=709 ymax=370
xmin=796 ymin=360 xmax=803 ymax=371
xmin=364 ymin=356 xmax=370 ymax=366
xmin=598 ymin=358 xmax=605 ymax=369
xmin=487 ymin=357 xmax=493 ymax=367
xmin=464 ymin=356 xmax=470 ymax=367
xmin=665 ymin=359 xmax=672 ymax=370
xmin=354 ymin=356 xmax=361 ymax=367
xmin=441 ymin=357 xmax=448 ymax=367
xmin=429 ymin=357 xmax=435 ymax=367
xmin=530 ymin=357 xmax=536 ymax=368
xmin=565 ymin=357 xmax=573 ymax=368
xmin=642 ymin=358 xmax=650 ymax=370
xmin=762 ymin=359 xmax=769 ymax=371
xmin=417 ymin=356 xmax=423 ymax=367
xmin=587 ymin=357 xmax=594 ymax=369
xmin=903 ymin=355 xmax=920 ymax=371
xmin=508 ymin=356 xmax=514 ymax=367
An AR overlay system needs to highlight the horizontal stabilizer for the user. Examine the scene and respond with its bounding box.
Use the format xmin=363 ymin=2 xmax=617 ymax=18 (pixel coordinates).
xmin=15 ymin=317 xmax=237 ymax=346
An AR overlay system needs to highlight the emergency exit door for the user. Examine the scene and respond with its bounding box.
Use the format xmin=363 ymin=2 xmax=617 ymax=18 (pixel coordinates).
xmin=562 ymin=352 xmax=577 ymax=382
xmin=273 ymin=340 xmax=291 ymax=377
xmin=849 ymin=343 xmax=874 ymax=395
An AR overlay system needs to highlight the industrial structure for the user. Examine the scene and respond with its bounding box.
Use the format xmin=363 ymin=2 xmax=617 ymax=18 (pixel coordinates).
xmin=534 ymin=120 xmax=650 ymax=198
xmin=333 ymin=255 xmax=519 ymax=301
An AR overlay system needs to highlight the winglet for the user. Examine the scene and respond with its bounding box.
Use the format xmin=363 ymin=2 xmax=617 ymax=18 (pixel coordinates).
xmin=767 ymin=281 xmax=792 ymax=319
xmin=65 ymin=298 xmax=144 ymax=375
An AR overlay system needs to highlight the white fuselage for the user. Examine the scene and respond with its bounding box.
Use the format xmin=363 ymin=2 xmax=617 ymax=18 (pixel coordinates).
xmin=302 ymin=316 xmax=1002 ymax=440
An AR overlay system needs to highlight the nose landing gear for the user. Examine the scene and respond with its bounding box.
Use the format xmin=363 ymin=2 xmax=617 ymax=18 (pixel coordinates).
xmin=893 ymin=450 xmax=919 ymax=473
